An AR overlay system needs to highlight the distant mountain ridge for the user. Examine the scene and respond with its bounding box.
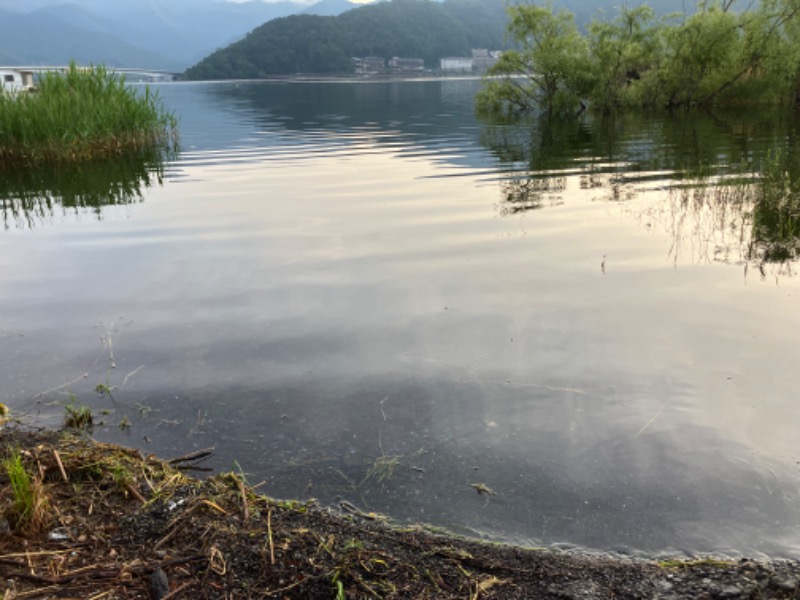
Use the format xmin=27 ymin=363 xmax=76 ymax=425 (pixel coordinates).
xmin=304 ymin=0 xmax=365 ymax=16
xmin=0 ymin=0 xmax=691 ymax=73
xmin=0 ymin=8 xmax=183 ymax=71
xmin=0 ymin=0 xmax=360 ymax=71
xmin=184 ymin=0 xmax=510 ymax=79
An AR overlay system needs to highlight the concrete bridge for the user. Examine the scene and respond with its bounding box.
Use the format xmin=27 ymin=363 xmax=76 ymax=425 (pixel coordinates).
xmin=0 ymin=65 xmax=179 ymax=81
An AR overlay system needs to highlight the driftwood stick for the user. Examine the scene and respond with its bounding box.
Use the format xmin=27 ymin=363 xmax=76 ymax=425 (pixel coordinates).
xmin=166 ymin=448 xmax=214 ymax=465
xmin=267 ymin=509 xmax=275 ymax=565
xmin=238 ymin=477 xmax=249 ymax=522
xmin=125 ymin=482 xmax=146 ymax=504
xmin=52 ymin=449 xmax=68 ymax=482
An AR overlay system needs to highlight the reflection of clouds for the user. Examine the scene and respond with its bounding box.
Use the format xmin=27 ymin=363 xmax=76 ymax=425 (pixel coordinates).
xmin=474 ymin=374 xmax=800 ymax=553
xmin=96 ymin=373 xmax=800 ymax=557
xmin=4 ymin=82 xmax=800 ymax=559
xmin=495 ymin=162 xmax=800 ymax=278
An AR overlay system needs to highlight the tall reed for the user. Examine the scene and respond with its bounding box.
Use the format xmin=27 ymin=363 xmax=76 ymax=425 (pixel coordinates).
xmin=0 ymin=62 xmax=177 ymax=167
xmin=3 ymin=450 xmax=48 ymax=532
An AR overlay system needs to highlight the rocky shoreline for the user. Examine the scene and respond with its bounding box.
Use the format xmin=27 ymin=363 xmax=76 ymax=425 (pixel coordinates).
xmin=1 ymin=427 xmax=799 ymax=599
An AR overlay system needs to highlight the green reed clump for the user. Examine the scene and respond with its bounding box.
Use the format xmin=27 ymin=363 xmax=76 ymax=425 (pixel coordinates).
xmin=63 ymin=396 xmax=94 ymax=431
xmin=3 ymin=450 xmax=49 ymax=532
xmin=749 ymin=149 xmax=800 ymax=263
xmin=0 ymin=62 xmax=177 ymax=167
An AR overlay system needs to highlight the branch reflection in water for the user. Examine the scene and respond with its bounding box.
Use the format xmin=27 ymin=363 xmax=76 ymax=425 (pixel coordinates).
xmin=481 ymin=110 xmax=800 ymax=275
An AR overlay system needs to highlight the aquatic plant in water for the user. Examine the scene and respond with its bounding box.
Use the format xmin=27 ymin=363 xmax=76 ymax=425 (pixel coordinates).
xmin=0 ymin=62 xmax=177 ymax=167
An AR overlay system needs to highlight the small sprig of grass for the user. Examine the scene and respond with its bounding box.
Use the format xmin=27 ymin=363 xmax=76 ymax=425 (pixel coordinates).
xmin=3 ymin=450 xmax=48 ymax=532
xmin=63 ymin=396 xmax=93 ymax=431
xmin=363 ymin=455 xmax=401 ymax=484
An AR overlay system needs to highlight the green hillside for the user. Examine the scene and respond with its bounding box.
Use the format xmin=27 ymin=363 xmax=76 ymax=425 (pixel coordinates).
xmin=183 ymin=0 xmax=508 ymax=80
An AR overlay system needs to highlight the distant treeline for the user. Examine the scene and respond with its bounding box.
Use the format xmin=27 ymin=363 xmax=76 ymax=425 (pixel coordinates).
xmin=183 ymin=0 xmax=510 ymax=79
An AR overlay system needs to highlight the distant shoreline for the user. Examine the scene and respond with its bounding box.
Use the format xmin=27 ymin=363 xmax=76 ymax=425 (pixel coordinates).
xmin=175 ymin=72 xmax=489 ymax=84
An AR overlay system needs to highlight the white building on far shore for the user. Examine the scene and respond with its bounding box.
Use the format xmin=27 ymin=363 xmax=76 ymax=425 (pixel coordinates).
xmin=0 ymin=69 xmax=35 ymax=94
xmin=440 ymin=57 xmax=473 ymax=73
xmin=472 ymin=49 xmax=502 ymax=71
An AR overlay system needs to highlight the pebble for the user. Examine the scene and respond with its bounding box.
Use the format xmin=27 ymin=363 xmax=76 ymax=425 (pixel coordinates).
xmin=47 ymin=528 xmax=70 ymax=541
xmin=657 ymin=579 xmax=673 ymax=591
xmin=149 ymin=568 xmax=170 ymax=600
xmin=772 ymin=576 xmax=798 ymax=591
xmin=717 ymin=585 xmax=742 ymax=598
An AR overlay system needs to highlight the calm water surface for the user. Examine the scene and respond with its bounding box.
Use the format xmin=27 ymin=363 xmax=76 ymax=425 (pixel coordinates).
xmin=2 ymin=79 xmax=800 ymax=559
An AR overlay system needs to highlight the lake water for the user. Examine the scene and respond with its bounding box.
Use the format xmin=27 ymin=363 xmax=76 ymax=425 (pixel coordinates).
xmin=2 ymin=79 xmax=800 ymax=559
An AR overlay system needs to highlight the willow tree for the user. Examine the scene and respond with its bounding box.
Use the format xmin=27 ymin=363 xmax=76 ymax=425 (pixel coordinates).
xmin=477 ymin=0 xmax=800 ymax=118
xmin=587 ymin=5 xmax=665 ymax=112
xmin=475 ymin=3 xmax=595 ymax=118
xmin=736 ymin=0 xmax=800 ymax=104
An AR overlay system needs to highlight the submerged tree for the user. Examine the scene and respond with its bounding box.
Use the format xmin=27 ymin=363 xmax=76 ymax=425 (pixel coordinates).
xmin=475 ymin=3 xmax=595 ymax=118
xmin=587 ymin=5 xmax=665 ymax=112
xmin=477 ymin=0 xmax=800 ymax=119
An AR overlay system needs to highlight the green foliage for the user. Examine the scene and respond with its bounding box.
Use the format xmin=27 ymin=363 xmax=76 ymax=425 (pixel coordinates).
xmin=363 ymin=455 xmax=401 ymax=484
xmin=658 ymin=3 xmax=744 ymax=107
xmin=339 ymin=0 xmax=471 ymax=66
xmin=476 ymin=3 xmax=594 ymax=117
xmin=64 ymin=396 xmax=94 ymax=431
xmin=4 ymin=451 xmax=34 ymax=526
xmin=3 ymin=450 xmax=47 ymax=531
xmin=184 ymin=0 xmax=510 ymax=79
xmin=749 ymin=149 xmax=800 ymax=263
xmin=587 ymin=5 xmax=664 ymax=112
xmin=478 ymin=0 xmax=800 ymax=118
xmin=0 ymin=62 xmax=177 ymax=167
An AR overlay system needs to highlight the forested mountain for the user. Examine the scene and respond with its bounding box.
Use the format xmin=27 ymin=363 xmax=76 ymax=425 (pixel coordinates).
xmin=0 ymin=0 xmax=689 ymax=73
xmin=0 ymin=0 xmax=314 ymax=70
xmin=183 ymin=0 xmax=510 ymax=79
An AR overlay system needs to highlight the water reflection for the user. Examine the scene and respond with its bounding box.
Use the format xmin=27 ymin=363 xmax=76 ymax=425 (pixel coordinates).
xmin=175 ymin=79 xmax=490 ymax=173
xmin=483 ymin=111 xmax=800 ymax=271
xmin=0 ymin=151 xmax=169 ymax=229
xmin=3 ymin=81 xmax=800 ymax=559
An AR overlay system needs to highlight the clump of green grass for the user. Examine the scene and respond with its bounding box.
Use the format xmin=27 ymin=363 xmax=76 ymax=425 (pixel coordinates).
xmin=363 ymin=454 xmax=401 ymax=484
xmin=0 ymin=61 xmax=177 ymax=167
xmin=63 ymin=396 xmax=94 ymax=431
xmin=3 ymin=450 xmax=48 ymax=532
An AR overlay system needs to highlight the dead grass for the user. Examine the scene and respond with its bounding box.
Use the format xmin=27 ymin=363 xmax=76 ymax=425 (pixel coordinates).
xmin=1 ymin=428 xmax=799 ymax=599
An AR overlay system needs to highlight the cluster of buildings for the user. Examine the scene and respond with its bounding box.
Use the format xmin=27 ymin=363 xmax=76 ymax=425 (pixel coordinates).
xmin=352 ymin=49 xmax=502 ymax=75
xmin=441 ymin=49 xmax=503 ymax=73
xmin=352 ymin=56 xmax=424 ymax=75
